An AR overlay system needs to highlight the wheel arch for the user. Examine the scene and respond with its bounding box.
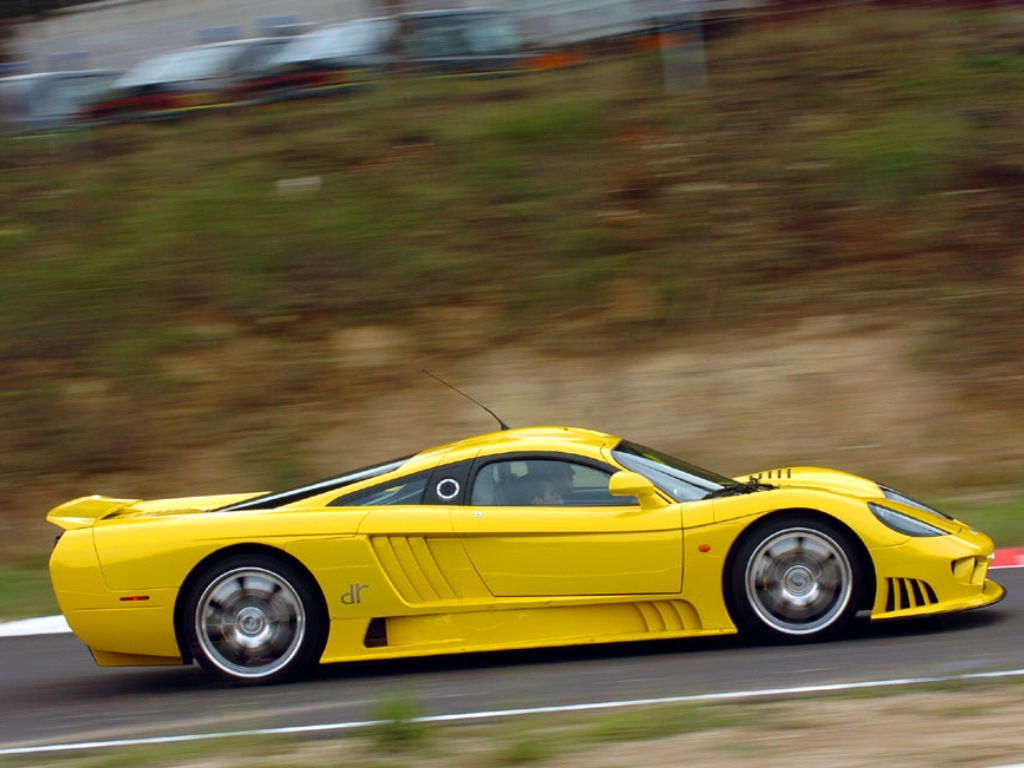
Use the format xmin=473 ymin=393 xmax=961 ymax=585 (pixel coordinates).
xmin=722 ymin=508 xmax=876 ymax=620
xmin=173 ymin=543 xmax=330 ymax=664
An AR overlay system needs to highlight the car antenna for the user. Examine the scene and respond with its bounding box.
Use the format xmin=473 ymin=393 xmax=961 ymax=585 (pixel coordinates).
xmin=422 ymin=369 xmax=510 ymax=431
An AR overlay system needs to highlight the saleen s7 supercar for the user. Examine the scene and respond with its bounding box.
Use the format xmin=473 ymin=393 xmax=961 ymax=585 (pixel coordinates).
xmin=47 ymin=426 xmax=1005 ymax=684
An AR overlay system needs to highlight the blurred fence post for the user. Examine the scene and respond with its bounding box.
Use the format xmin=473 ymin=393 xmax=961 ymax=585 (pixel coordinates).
xmin=378 ymin=0 xmax=406 ymax=75
xmin=658 ymin=0 xmax=707 ymax=91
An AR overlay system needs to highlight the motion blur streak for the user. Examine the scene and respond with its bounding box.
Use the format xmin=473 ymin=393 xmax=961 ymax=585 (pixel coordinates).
xmin=3 ymin=668 xmax=1024 ymax=757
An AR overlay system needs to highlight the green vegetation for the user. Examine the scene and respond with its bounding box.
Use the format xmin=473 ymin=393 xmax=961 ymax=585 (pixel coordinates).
xmin=365 ymin=696 xmax=434 ymax=753
xmin=1 ymin=5 xmax=1023 ymax=609
xmin=2 ymin=8 xmax=1021 ymax=377
xmin=0 ymin=559 xmax=58 ymax=620
xmin=946 ymin=494 xmax=1024 ymax=550
xmin=489 ymin=733 xmax=559 ymax=765
xmin=587 ymin=701 xmax=741 ymax=742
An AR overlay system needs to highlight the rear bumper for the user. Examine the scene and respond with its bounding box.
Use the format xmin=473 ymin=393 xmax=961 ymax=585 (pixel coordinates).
xmin=50 ymin=528 xmax=182 ymax=662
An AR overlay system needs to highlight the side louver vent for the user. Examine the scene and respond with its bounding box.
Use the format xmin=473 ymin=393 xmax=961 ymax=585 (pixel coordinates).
xmin=885 ymin=577 xmax=938 ymax=612
xmin=370 ymin=536 xmax=459 ymax=603
xmin=633 ymin=600 xmax=701 ymax=633
xmin=757 ymin=468 xmax=793 ymax=480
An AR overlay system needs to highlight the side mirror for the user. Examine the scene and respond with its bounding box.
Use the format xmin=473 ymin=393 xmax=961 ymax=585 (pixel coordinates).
xmin=608 ymin=471 xmax=668 ymax=509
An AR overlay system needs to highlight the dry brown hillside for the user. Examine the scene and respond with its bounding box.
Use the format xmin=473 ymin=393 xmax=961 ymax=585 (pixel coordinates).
xmin=1 ymin=6 xmax=1023 ymax=563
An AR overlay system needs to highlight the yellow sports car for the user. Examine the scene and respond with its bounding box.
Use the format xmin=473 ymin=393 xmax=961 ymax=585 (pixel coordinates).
xmin=47 ymin=425 xmax=1004 ymax=684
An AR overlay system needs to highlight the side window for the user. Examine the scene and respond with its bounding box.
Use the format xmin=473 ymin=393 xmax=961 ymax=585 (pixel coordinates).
xmin=470 ymin=459 xmax=628 ymax=507
xmin=329 ymin=473 xmax=429 ymax=506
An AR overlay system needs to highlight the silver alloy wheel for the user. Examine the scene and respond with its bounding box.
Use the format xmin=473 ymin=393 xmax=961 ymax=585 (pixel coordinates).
xmin=744 ymin=526 xmax=854 ymax=636
xmin=194 ymin=566 xmax=307 ymax=679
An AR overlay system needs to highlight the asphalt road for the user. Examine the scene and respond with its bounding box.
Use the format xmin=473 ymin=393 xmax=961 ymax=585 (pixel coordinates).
xmin=1 ymin=569 xmax=1020 ymax=753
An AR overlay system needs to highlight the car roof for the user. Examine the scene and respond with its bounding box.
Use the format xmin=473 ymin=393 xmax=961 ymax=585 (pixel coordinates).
xmin=223 ymin=425 xmax=621 ymax=511
xmin=414 ymin=425 xmax=619 ymax=466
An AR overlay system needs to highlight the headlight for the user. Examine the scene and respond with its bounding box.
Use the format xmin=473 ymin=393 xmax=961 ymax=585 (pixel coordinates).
xmin=880 ymin=485 xmax=952 ymax=520
xmin=869 ymin=502 xmax=946 ymax=537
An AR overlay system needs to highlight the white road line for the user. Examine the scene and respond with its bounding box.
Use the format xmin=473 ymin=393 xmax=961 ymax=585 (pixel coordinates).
xmin=2 ymin=667 xmax=1024 ymax=756
xmin=0 ymin=615 xmax=69 ymax=637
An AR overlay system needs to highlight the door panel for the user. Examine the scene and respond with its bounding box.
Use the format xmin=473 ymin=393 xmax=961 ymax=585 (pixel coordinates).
xmin=451 ymin=505 xmax=682 ymax=596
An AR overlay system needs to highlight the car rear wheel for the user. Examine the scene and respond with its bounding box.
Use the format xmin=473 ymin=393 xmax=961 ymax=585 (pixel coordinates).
xmin=728 ymin=516 xmax=863 ymax=641
xmin=183 ymin=553 xmax=325 ymax=684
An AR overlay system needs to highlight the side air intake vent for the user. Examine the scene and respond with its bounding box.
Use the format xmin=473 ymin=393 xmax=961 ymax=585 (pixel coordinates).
xmin=885 ymin=577 xmax=938 ymax=612
xmin=364 ymin=617 xmax=388 ymax=648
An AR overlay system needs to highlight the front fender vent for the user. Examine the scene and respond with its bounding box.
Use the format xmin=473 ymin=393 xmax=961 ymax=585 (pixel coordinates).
xmin=884 ymin=577 xmax=938 ymax=612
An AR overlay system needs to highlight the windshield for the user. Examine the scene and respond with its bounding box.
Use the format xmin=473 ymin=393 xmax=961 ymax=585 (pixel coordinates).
xmin=612 ymin=441 xmax=733 ymax=502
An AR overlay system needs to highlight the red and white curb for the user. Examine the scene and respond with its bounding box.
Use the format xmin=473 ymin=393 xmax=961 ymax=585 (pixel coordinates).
xmin=2 ymin=551 xmax=1021 ymax=639
xmin=993 ymin=548 xmax=1024 ymax=568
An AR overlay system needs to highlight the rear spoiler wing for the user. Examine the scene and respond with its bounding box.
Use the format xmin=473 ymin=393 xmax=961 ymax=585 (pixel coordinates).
xmin=47 ymin=496 xmax=139 ymax=531
xmin=47 ymin=492 xmax=269 ymax=531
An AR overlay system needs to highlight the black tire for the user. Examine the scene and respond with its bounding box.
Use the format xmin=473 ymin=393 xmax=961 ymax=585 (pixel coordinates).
xmin=182 ymin=553 xmax=325 ymax=684
xmin=727 ymin=515 xmax=864 ymax=642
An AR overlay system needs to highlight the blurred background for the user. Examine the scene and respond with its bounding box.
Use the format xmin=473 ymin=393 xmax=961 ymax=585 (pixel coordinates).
xmin=0 ymin=0 xmax=1022 ymax=603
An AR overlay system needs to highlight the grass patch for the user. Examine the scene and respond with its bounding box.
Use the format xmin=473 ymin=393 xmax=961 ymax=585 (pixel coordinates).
xmin=365 ymin=696 xmax=434 ymax=754
xmin=587 ymin=702 xmax=740 ymax=743
xmin=820 ymin=109 xmax=971 ymax=206
xmin=0 ymin=559 xmax=58 ymax=621
xmin=490 ymin=734 xmax=559 ymax=765
xmin=1 ymin=7 xmax=1020 ymax=368
xmin=945 ymin=494 xmax=1024 ymax=550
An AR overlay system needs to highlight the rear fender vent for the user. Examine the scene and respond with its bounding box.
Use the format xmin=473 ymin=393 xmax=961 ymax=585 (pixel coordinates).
xmin=884 ymin=577 xmax=938 ymax=612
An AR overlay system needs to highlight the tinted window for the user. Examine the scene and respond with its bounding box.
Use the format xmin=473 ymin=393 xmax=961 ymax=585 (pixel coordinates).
xmin=403 ymin=13 xmax=519 ymax=58
xmin=220 ymin=457 xmax=410 ymax=511
xmin=55 ymin=74 xmax=118 ymax=113
xmin=471 ymin=458 xmax=622 ymax=507
xmin=331 ymin=473 xmax=429 ymax=506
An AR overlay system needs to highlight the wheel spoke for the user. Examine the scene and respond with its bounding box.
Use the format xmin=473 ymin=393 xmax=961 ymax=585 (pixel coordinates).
xmin=744 ymin=525 xmax=854 ymax=636
xmin=194 ymin=565 xmax=307 ymax=679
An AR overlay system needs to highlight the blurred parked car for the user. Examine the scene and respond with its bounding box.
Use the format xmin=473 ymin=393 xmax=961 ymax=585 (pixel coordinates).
xmin=260 ymin=9 xmax=526 ymax=99
xmin=259 ymin=16 xmax=394 ymax=97
xmin=0 ymin=69 xmax=120 ymax=135
xmin=396 ymin=8 xmax=525 ymax=73
xmin=84 ymin=36 xmax=292 ymax=122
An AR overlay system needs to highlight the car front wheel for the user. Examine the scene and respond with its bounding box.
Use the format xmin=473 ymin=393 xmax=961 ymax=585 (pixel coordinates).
xmin=728 ymin=516 xmax=863 ymax=641
xmin=183 ymin=553 xmax=325 ymax=684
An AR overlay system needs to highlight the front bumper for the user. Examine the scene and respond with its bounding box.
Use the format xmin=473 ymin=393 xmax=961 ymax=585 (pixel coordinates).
xmin=869 ymin=530 xmax=1005 ymax=620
